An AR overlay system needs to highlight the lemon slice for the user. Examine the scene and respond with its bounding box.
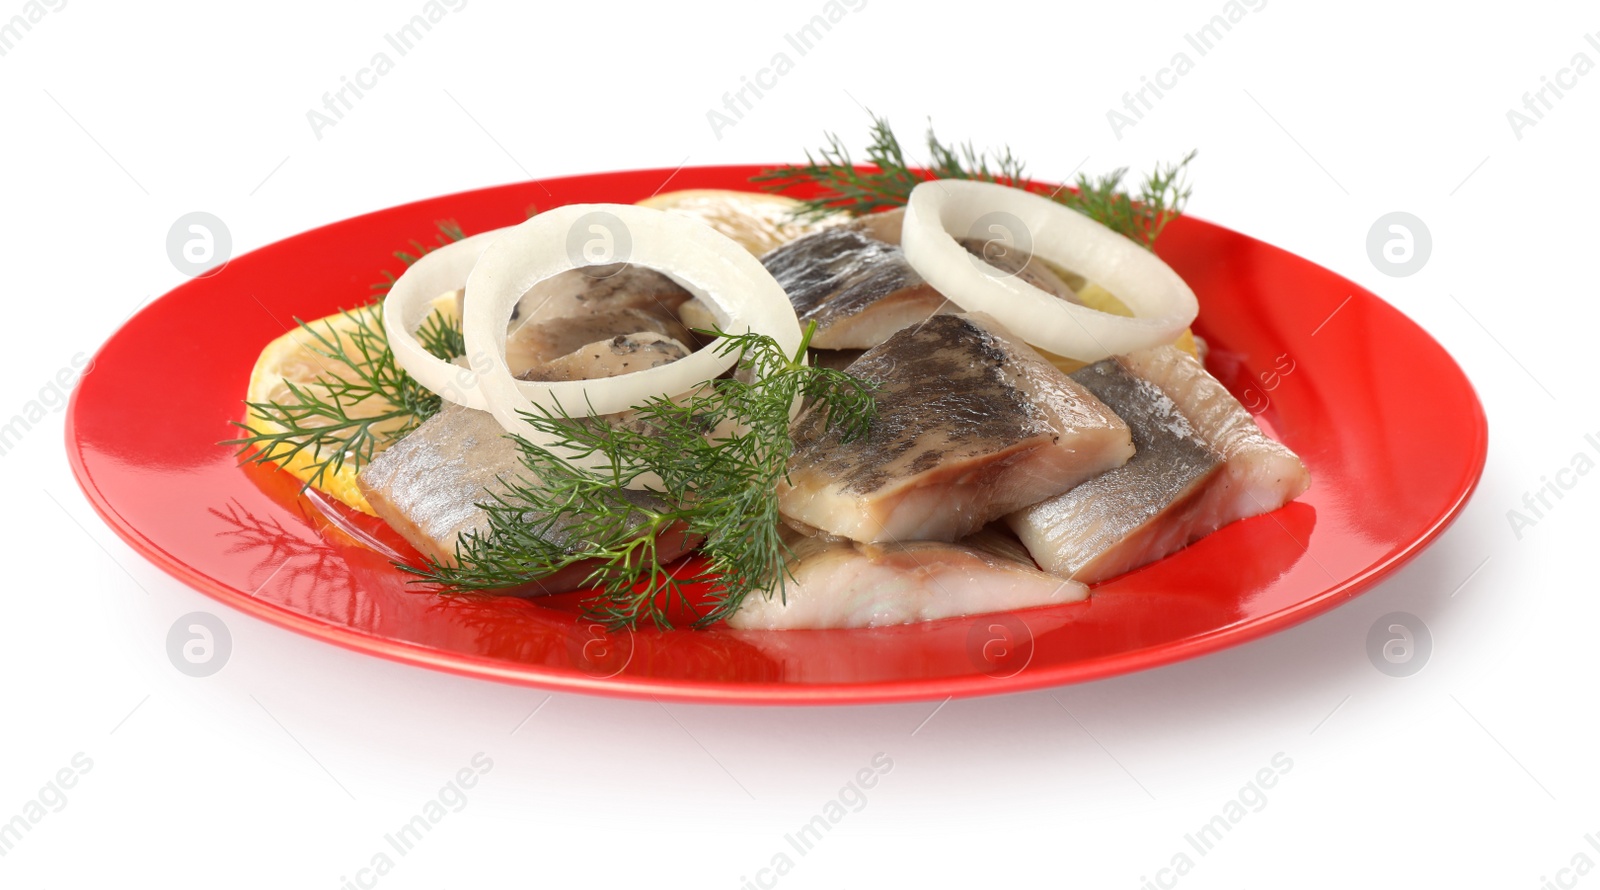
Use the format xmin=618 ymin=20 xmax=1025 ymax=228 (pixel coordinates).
xmin=243 ymin=294 xmax=458 ymax=515
xmin=637 ymin=189 xmax=846 ymax=256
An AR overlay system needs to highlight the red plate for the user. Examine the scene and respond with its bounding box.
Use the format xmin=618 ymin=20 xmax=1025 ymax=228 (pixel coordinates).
xmin=64 ymin=166 xmax=1487 ymax=704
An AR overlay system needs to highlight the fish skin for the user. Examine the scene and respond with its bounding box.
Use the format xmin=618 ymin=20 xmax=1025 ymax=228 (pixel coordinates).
xmin=1007 ymin=358 xmax=1224 ymax=583
xmin=451 ymin=264 xmax=692 ymax=328
xmin=506 ymin=307 xmax=693 ymax=374
xmin=760 ymin=227 xmax=951 ymax=350
xmin=779 ymin=312 xmax=1134 ymax=544
xmin=356 ymin=403 xmax=696 ymax=593
xmin=1115 ymin=345 xmax=1311 ymax=531
xmin=516 ymin=332 xmax=690 ymax=383
xmin=726 ymin=525 xmax=1086 ymax=630
xmin=1004 ymin=345 xmax=1305 ymax=582
xmin=452 ymin=262 xmax=695 ymax=376
xmin=513 ymin=264 xmax=692 ymax=323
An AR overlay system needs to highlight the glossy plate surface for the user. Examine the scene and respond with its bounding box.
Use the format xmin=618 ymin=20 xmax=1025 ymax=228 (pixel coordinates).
xmin=65 ymin=166 xmax=1487 ymax=704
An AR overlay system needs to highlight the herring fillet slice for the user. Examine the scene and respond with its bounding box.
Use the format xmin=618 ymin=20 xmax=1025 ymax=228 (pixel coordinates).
xmin=1117 ymin=345 xmax=1312 ymax=531
xmin=511 ymin=263 xmax=691 ymax=324
xmin=505 ymin=307 xmax=692 ymax=375
xmin=453 ymin=263 xmax=695 ymax=378
xmin=726 ymin=526 xmax=1086 ymax=630
xmin=452 ymin=264 xmax=692 ymax=333
xmin=759 ymin=227 xmax=950 ymax=350
xmin=516 ymin=332 xmax=690 ymax=383
xmin=1007 ymin=358 xmax=1223 ymax=583
xmin=779 ymin=312 xmax=1135 ymax=544
xmin=1011 ymin=345 xmax=1312 ymax=582
xmin=356 ymin=403 xmax=695 ymax=594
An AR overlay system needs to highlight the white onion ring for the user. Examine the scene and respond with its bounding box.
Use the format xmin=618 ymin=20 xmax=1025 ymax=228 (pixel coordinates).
xmin=463 ymin=203 xmax=802 ymax=477
xmin=901 ymin=179 xmax=1198 ymax=362
xmin=383 ymin=227 xmax=510 ymax=411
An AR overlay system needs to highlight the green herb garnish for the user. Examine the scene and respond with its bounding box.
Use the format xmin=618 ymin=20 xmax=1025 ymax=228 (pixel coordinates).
xmin=404 ymin=324 xmax=875 ymax=630
xmin=752 ymin=113 xmax=1196 ymax=248
xmin=370 ymin=219 xmax=467 ymax=296
xmin=222 ymin=220 xmax=467 ymax=491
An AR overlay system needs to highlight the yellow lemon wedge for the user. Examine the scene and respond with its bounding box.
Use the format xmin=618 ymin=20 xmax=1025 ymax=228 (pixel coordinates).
xmin=637 ymin=189 xmax=847 ymax=256
xmin=242 ymin=294 xmax=458 ymax=515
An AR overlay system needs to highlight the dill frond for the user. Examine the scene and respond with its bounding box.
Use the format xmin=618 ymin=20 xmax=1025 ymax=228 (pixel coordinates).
xmin=754 ymin=113 xmax=1195 ymax=248
xmin=222 ymin=221 xmax=468 ymax=491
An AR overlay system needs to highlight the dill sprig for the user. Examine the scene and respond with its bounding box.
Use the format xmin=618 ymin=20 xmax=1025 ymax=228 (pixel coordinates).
xmin=403 ymin=324 xmax=876 ymax=630
xmin=370 ymin=219 xmax=467 ymax=295
xmin=223 ymin=305 xmax=464 ymax=489
xmin=753 ymin=113 xmax=1195 ymax=248
xmin=223 ymin=220 xmax=467 ymax=491
xmin=1067 ymin=149 xmax=1197 ymax=248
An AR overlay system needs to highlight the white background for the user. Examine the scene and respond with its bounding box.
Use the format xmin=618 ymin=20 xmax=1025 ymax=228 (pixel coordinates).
xmin=3 ymin=1 xmax=1597 ymax=887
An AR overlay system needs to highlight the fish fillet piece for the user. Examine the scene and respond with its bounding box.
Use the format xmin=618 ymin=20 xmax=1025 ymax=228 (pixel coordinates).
xmin=1007 ymin=358 xmax=1225 ymax=583
xmin=513 ymin=263 xmax=692 ymax=323
xmin=506 ymin=308 xmax=692 ymax=375
xmin=495 ymin=263 xmax=697 ymax=377
xmin=458 ymin=263 xmax=694 ymax=373
xmin=760 ymin=227 xmax=950 ymax=349
xmin=808 ymin=348 xmax=865 ymax=373
xmin=451 ymin=264 xmax=692 ymax=329
xmin=779 ymin=312 xmax=1135 ymax=544
xmin=726 ymin=526 xmax=1086 ymax=630
xmin=357 ymin=403 xmax=695 ymax=593
xmin=517 ymin=332 xmax=690 ymax=383
xmin=1117 ymin=345 xmax=1311 ymax=530
xmin=844 ymin=206 xmax=908 ymax=245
